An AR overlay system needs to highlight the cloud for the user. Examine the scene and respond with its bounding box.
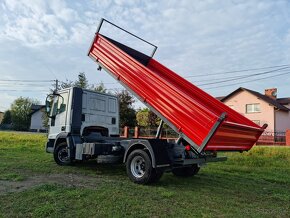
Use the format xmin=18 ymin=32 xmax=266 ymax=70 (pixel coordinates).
xmin=0 ymin=0 xmax=290 ymax=110
xmin=0 ymin=93 xmax=17 ymax=111
xmin=0 ymin=0 xmax=81 ymax=46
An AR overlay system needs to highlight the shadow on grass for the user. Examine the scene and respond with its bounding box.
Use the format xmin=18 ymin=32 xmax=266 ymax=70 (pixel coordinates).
xmin=68 ymin=160 xmax=127 ymax=177
xmin=66 ymin=161 xmax=248 ymax=190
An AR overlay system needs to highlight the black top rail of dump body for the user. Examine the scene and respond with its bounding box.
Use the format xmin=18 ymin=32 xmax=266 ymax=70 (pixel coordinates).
xmin=90 ymin=18 xmax=158 ymax=58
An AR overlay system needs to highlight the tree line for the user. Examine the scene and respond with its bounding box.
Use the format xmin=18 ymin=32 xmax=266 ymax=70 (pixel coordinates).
xmin=1 ymin=73 xmax=159 ymax=131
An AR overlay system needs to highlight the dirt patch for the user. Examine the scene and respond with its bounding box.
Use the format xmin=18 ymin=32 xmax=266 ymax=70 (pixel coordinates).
xmin=0 ymin=173 xmax=102 ymax=195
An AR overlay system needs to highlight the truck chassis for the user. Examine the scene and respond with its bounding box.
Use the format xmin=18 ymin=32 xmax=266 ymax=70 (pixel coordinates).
xmin=47 ymin=130 xmax=226 ymax=184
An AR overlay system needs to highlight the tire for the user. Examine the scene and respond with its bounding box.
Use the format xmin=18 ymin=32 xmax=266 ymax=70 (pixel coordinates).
xmin=126 ymin=149 xmax=159 ymax=184
xmin=172 ymin=164 xmax=200 ymax=177
xmin=53 ymin=142 xmax=72 ymax=166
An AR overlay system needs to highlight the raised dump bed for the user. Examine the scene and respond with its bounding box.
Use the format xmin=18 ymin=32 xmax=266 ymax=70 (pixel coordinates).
xmin=88 ymin=19 xmax=266 ymax=153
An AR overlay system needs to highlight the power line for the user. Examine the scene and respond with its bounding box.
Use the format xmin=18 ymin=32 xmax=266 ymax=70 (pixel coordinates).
xmin=58 ymin=80 xmax=119 ymax=86
xmin=88 ymin=64 xmax=290 ymax=87
xmin=101 ymin=66 xmax=290 ymax=89
xmin=0 ymin=79 xmax=54 ymax=82
xmin=184 ymin=64 xmax=290 ymax=78
xmin=204 ymin=71 xmax=290 ymax=89
xmin=196 ymin=66 xmax=290 ymax=86
xmin=191 ymin=67 xmax=290 ymax=83
xmin=0 ymin=83 xmax=52 ymax=86
xmin=1 ymin=64 xmax=289 ymax=93
xmin=97 ymin=64 xmax=290 ymax=84
xmin=1 ymin=72 xmax=288 ymax=93
xmin=0 ymin=89 xmax=49 ymax=92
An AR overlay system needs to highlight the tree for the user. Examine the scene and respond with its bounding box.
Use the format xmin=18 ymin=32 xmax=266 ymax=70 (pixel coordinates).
xmin=1 ymin=110 xmax=12 ymax=124
xmin=42 ymin=109 xmax=49 ymax=129
xmin=136 ymin=108 xmax=159 ymax=127
xmin=94 ymin=82 xmax=107 ymax=93
xmin=58 ymin=72 xmax=89 ymax=90
xmin=59 ymin=79 xmax=74 ymax=89
xmin=10 ymin=97 xmax=34 ymax=131
xmin=148 ymin=110 xmax=159 ymax=127
xmin=116 ymin=90 xmax=136 ymax=127
xmin=57 ymin=72 xmax=108 ymax=94
xmin=74 ymin=72 xmax=89 ymax=89
xmin=136 ymin=108 xmax=149 ymax=127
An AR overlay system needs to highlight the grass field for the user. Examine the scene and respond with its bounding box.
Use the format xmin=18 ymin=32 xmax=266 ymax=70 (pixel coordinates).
xmin=0 ymin=131 xmax=289 ymax=217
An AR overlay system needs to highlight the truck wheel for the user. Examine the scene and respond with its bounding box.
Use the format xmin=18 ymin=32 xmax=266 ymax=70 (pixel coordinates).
xmin=172 ymin=164 xmax=200 ymax=177
xmin=54 ymin=142 xmax=72 ymax=166
xmin=126 ymin=149 xmax=157 ymax=184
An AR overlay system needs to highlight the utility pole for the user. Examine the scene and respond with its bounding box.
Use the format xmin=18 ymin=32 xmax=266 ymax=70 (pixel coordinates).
xmin=55 ymin=79 xmax=58 ymax=91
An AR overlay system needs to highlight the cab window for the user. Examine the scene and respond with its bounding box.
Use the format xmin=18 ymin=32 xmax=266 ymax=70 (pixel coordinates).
xmin=50 ymin=92 xmax=69 ymax=116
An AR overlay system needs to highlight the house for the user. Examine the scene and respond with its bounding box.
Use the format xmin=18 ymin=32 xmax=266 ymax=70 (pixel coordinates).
xmin=30 ymin=105 xmax=46 ymax=132
xmin=218 ymin=88 xmax=290 ymax=132
xmin=0 ymin=111 xmax=3 ymax=124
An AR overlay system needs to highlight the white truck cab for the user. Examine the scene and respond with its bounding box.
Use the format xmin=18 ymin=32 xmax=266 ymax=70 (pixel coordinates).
xmin=46 ymin=87 xmax=121 ymax=156
xmin=47 ymin=87 xmax=119 ymax=141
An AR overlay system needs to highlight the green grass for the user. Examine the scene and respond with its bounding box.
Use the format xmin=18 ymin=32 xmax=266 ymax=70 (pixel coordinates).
xmin=0 ymin=131 xmax=289 ymax=217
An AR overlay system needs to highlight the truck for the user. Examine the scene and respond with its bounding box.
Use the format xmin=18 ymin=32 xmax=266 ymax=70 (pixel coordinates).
xmin=45 ymin=19 xmax=267 ymax=184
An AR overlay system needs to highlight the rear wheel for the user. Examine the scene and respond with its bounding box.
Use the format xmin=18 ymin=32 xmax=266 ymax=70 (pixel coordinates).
xmin=54 ymin=142 xmax=72 ymax=166
xmin=126 ymin=149 xmax=162 ymax=184
xmin=172 ymin=164 xmax=200 ymax=177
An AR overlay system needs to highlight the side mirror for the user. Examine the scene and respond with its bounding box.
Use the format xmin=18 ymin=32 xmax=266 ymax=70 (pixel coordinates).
xmin=45 ymin=100 xmax=51 ymax=114
xmin=45 ymin=94 xmax=54 ymax=118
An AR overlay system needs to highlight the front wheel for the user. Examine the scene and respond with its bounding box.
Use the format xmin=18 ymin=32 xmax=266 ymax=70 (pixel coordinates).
xmin=126 ymin=149 xmax=162 ymax=184
xmin=172 ymin=164 xmax=200 ymax=177
xmin=53 ymin=142 xmax=72 ymax=166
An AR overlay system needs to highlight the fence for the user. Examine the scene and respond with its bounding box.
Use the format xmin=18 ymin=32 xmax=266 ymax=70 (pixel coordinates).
xmin=120 ymin=126 xmax=178 ymax=139
xmin=256 ymin=131 xmax=286 ymax=146
xmin=139 ymin=127 xmax=178 ymax=139
xmin=120 ymin=127 xmax=289 ymax=146
xmin=0 ymin=124 xmax=13 ymax=130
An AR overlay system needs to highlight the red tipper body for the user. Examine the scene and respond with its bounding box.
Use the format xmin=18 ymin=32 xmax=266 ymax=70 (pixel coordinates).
xmin=88 ymin=33 xmax=266 ymax=152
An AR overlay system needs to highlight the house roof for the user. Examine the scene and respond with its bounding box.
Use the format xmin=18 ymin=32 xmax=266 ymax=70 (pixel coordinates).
xmin=31 ymin=104 xmax=45 ymax=111
xmin=31 ymin=104 xmax=45 ymax=115
xmin=219 ymin=87 xmax=289 ymax=111
xmin=215 ymin=96 xmax=225 ymax=101
xmin=277 ymin=98 xmax=290 ymax=105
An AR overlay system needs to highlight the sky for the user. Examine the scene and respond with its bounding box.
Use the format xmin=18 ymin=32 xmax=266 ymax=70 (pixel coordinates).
xmin=0 ymin=0 xmax=290 ymax=111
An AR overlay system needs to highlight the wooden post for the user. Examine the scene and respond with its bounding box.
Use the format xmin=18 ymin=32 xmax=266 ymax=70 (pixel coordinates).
xmin=286 ymin=129 xmax=290 ymax=146
xmin=123 ymin=126 xmax=129 ymax=138
xmin=134 ymin=126 xmax=139 ymax=138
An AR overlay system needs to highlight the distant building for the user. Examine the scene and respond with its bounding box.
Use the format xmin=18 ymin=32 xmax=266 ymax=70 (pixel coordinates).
xmin=0 ymin=111 xmax=3 ymax=124
xmin=218 ymin=87 xmax=290 ymax=132
xmin=30 ymin=105 xmax=46 ymax=132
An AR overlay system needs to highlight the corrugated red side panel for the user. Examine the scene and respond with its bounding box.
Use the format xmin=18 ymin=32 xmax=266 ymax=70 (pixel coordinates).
xmin=89 ymin=34 xmax=265 ymax=151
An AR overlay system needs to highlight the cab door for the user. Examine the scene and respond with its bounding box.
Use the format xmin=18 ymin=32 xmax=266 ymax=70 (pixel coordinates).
xmin=48 ymin=90 xmax=70 ymax=139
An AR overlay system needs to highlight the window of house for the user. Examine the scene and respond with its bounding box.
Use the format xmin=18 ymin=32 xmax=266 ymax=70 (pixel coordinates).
xmin=246 ymin=103 xmax=261 ymax=113
xmin=251 ymin=120 xmax=260 ymax=125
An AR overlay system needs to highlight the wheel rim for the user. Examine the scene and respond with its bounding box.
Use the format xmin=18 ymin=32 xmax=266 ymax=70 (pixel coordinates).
xmin=130 ymin=156 xmax=146 ymax=178
xmin=58 ymin=147 xmax=69 ymax=163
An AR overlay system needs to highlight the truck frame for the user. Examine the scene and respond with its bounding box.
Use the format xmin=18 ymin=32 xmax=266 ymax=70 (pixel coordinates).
xmin=45 ymin=19 xmax=266 ymax=184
